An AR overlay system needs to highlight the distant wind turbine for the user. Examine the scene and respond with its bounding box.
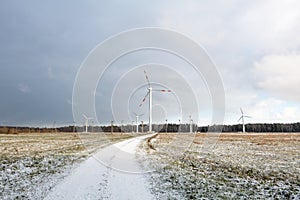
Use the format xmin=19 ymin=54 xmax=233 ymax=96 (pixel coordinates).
xmin=189 ymin=115 xmax=193 ymax=133
xmin=131 ymin=121 xmax=134 ymax=133
xmin=133 ymin=112 xmax=144 ymax=133
xmin=139 ymin=70 xmax=171 ymax=133
xmin=82 ymin=114 xmax=92 ymax=133
xmin=238 ymin=108 xmax=251 ymax=133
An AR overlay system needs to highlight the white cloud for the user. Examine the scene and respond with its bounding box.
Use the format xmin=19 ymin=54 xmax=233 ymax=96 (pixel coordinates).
xmin=253 ymin=52 xmax=300 ymax=102
xmin=224 ymin=96 xmax=300 ymax=124
xmin=247 ymin=98 xmax=300 ymax=123
xmin=156 ymin=1 xmax=300 ymax=124
xmin=157 ymin=1 xmax=236 ymax=47
xmin=235 ymin=0 xmax=300 ymax=52
xmin=157 ymin=1 xmax=300 ymax=55
xmin=17 ymin=83 xmax=31 ymax=93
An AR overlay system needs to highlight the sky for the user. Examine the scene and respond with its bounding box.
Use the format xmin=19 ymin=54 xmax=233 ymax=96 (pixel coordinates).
xmin=0 ymin=0 xmax=300 ymax=127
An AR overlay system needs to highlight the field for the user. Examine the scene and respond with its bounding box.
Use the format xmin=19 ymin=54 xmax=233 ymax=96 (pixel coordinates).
xmin=0 ymin=132 xmax=133 ymax=199
xmin=142 ymin=132 xmax=300 ymax=199
xmin=1 ymin=132 xmax=299 ymax=199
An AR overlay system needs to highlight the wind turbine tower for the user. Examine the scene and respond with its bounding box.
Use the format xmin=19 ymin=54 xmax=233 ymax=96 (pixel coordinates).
xmin=189 ymin=115 xmax=193 ymax=133
xmin=82 ymin=114 xmax=92 ymax=133
xmin=139 ymin=70 xmax=171 ymax=133
xmin=133 ymin=112 xmax=143 ymax=133
xmin=141 ymin=121 xmax=144 ymax=133
xmin=238 ymin=108 xmax=251 ymax=133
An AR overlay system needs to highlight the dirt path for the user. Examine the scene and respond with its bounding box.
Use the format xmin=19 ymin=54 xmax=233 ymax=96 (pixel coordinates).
xmin=44 ymin=134 xmax=155 ymax=200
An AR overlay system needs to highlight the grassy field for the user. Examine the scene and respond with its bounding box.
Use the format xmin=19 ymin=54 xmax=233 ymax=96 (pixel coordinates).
xmin=0 ymin=132 xmax=133 ymax=199
xmin=1 ymin=132 xmax=299 ymax=199
xmin=143 ymin=132 xmax=300 ymax=199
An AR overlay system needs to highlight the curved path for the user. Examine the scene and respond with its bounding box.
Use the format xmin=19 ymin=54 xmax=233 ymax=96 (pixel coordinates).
xmin=45 ymin=134 xmax=155 ymax=200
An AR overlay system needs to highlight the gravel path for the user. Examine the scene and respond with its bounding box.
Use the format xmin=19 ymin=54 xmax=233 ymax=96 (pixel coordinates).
xmin=45 ymin=134 xmax=155 ymax=200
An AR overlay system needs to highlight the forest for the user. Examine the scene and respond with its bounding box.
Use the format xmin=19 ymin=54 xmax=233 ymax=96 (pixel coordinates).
xmin=1 ymin=122 xmax=300 ymax=134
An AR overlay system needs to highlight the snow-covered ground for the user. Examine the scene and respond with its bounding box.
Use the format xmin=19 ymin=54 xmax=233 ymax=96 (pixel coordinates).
xmin=2 ymin=132 xmax=299 ymax=199
xmin=45 ymin=134 xmax=156 ymax=200
xmin=143 ymin=133 xmax=300 ymax=199
xmin=0 ymin=132 xmax=135 ymax=199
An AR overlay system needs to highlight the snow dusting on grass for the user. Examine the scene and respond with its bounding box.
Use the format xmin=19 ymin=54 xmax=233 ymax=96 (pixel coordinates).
xmin=2 ymin=132 xmax=299 ymax=199
xmin=0 ymin=132 xmax=133 ymax=199
xmin=140 ymin=133 xmax=300 ymax=199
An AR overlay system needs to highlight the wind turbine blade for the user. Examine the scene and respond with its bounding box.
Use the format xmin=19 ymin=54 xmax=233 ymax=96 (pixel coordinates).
xmin=139 ymin=91 xmax=149 ymax=107
xmin=133 ymin=112 xmax=137 ymax=116
xmin=238 ymin=116 xmax=242 ymax=122
xmin=240 ymin=108 xmax=244 ymax=114
xmin=244 ymin=115 xmax=251 ymax=118
xmin=152 ymin=89 xmax=172 ymax=92
xmin=139 ymin=114 xmax=144 ymax=117
xmin=82 ymin=114 xmax=88 ymax=119
xmin=144 ymin=70 xmax=150 ymax=87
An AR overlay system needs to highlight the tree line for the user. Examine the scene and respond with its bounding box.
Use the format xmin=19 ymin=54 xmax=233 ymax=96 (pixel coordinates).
xmin=201 ymin=123 xmax=300 ymax=133
xmin=1 ymin=122 xmax=299 ymax=133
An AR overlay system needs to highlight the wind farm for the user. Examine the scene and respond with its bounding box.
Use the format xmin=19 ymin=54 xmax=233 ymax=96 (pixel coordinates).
xmin=1 ymin=67 xmax=299 ymax=199
xmin=1 ymin=69 xmax=300 ymax=200
xmin=1 ymin=1 xmax=300 ymax=198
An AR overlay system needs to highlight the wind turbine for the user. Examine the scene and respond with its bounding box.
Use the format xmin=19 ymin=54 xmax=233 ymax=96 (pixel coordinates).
xmin=189 ymin=115 xmax=193 ymax=133
xmin=131 ymin=121 xmax=134 ymax=133
xmin=238 ymin=108 xmax=251 ymax=133
xmin=165 ymin=119 xmax=168 ymax=133
xmin=139 ymin=70 xmax=171 ymax=133
xmin=82 ymin=114 xmax=92 ymax=133
xmin=133 ymin=112 xmax=144 ymax=133
xmin=72 ymin=121 xmax=76 ymax=133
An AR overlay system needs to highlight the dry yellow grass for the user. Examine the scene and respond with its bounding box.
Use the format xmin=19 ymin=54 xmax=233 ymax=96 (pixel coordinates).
xmin=0 ymin=132 xmax=133 ymax=157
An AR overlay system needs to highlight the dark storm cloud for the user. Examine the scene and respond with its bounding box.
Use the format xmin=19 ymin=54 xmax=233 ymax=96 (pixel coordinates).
xmin=0 ymin=0 xmax=159 ymax=126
